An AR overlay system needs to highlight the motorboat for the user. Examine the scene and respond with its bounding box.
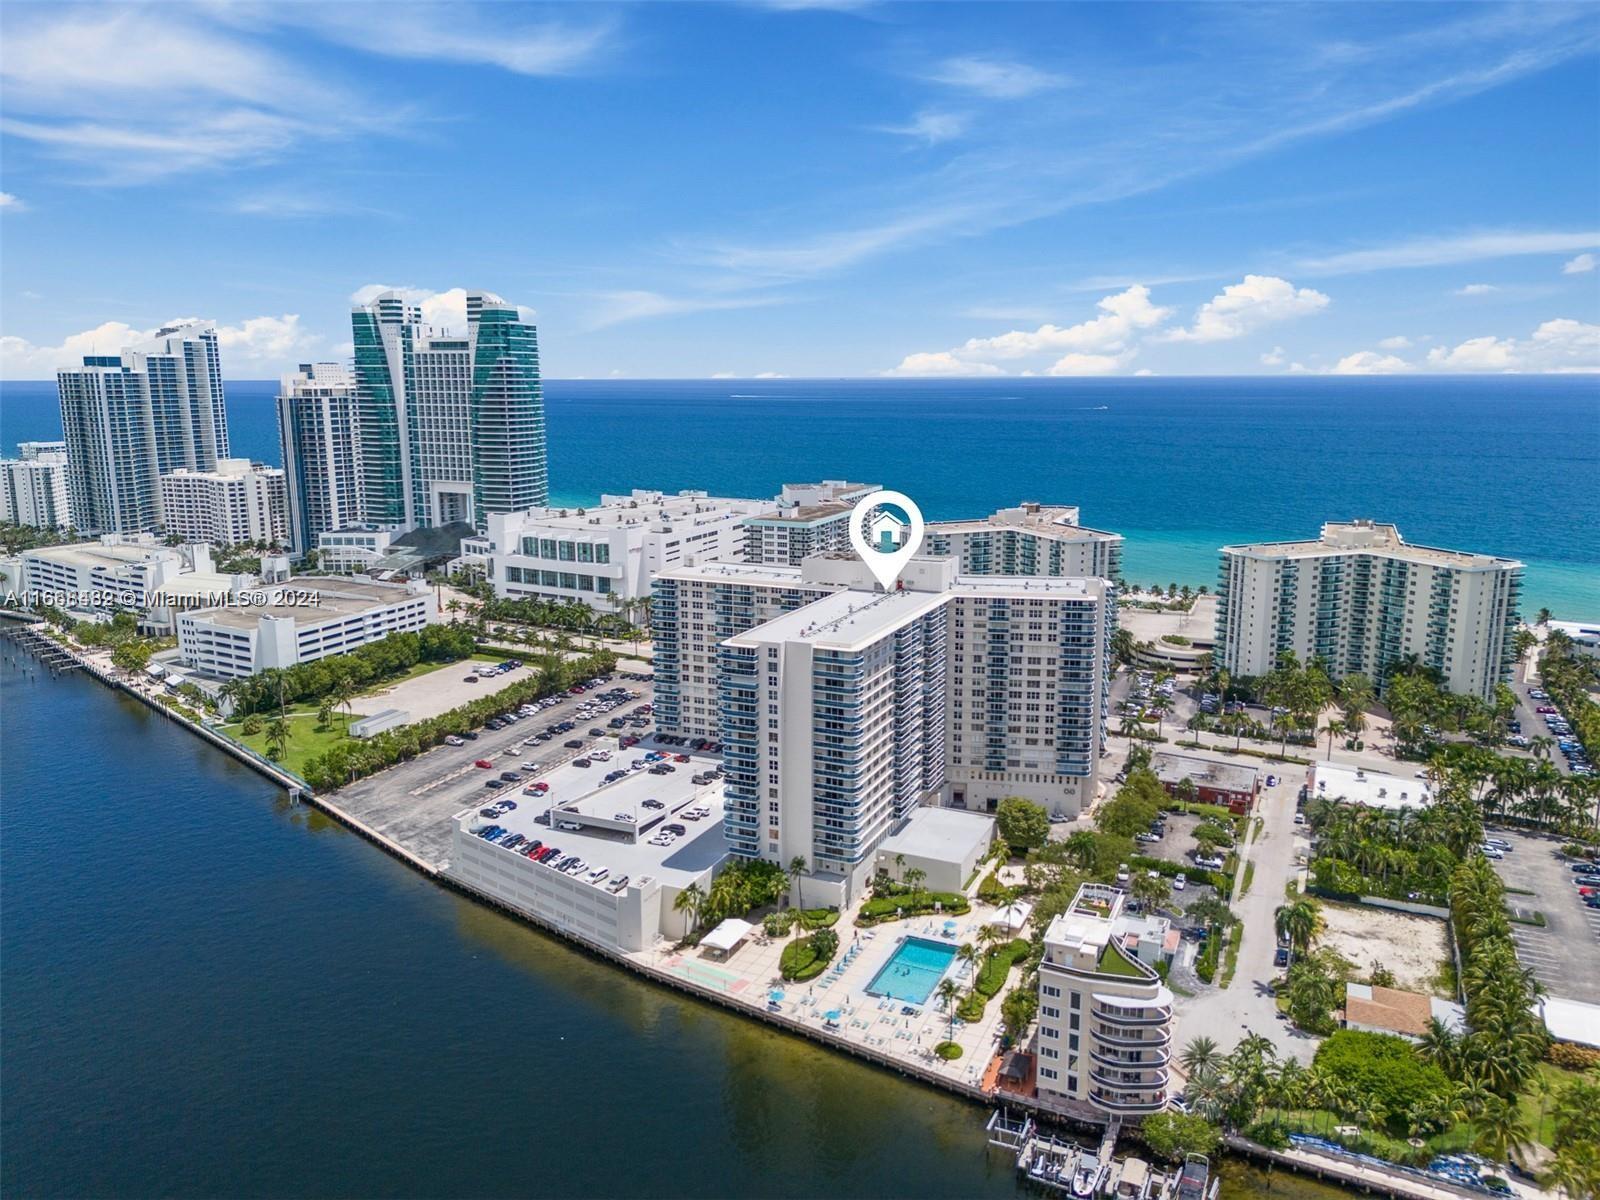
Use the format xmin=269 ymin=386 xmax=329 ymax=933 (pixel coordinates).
xmin=1072 ymin=1152 xmax=1102 ymax=1197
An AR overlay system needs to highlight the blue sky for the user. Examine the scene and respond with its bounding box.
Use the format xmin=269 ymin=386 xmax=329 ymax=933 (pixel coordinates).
xmin=1 ymin=1 xmax=1597 ymax=379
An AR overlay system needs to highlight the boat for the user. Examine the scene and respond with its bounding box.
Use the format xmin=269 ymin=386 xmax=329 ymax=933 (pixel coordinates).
xmin=1071 ymin=1152 xmax=1102 ymax=1197
xmin=1103 ymin=1156 xmax=1151 ymax=1199
xmin=1175 ymin=1153 xmax=1212 ymax=1200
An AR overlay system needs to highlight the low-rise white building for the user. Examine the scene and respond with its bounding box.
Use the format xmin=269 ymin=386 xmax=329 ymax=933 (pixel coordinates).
xmin=1216 ymin=519 xmax=1523 ymax=701
xmin=873 ymin=806 xmax=994 ymax=894
xmin=1035 ymin=884 xmax=1173 ymax=1121
xmin=1306 ymin=761 xmax=1434 ymax=811
xmin=484 ymin=489 xmax=772 ymax=613
xmin=20 ymin=536 xmax=218 ymax=619
xmin=177 ymin=577 xmax=434 ymax=678
xmin=1546 ymin=619 xmax=1600 ymax=658
xmin=447 ymin=749 xmax=730 ymax=952
xmin=315 ymin=527 xmax=397 ymax=573
xmin=159 ymin=459 xmax=287 ymax=547
xmin=1 ymin=451 xmax=72 ymax=530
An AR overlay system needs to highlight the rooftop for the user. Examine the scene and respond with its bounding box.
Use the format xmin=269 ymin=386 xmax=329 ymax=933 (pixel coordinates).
xmin=949 ymin=574 xmax=1104 ymax=599
xmin=1344 ymin=983 xmax=1464 ymax=1038
xmin=1222 ymin=519 xmax=1522 ymax=571
xmin=458 ymin=745 xmax=728 ymax=888
xmin=1310 ymin=761 xmax=1433 ymax=810
xmin=655 ymin=560 xmax=809 ymax=585
xmin=1152 ymin=750 xmax=1260 ymax=795
xmin=876 ymin=805 xmax=994 ymax=864
xmin=929 ymin=503 xmax=1121 ymax=543
xmin=497 ymin=491 xmax=768 ymax=534
xmin=191 ymin=577 xmax=423 ymax=630
xmin=23 ymin=540 xmax=172 ymax=569
xmin=745 ymin=501 xmax=854 ymax=526
xmin=726 ymin=586 xmax=948 ymax=651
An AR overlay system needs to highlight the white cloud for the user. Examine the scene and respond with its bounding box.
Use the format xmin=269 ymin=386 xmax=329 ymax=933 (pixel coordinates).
xmin=887 ymin=285 xmax=1171 ymax=376
xmin=1331 ymin=350 xmax=1413 ymax=375
xmin=1297 ymin=230 xmax=1599 ymax=275
xmin=1455 ymin=283 xmax=1498 ymax=295
xmin=921 ymin=56 xmax=1067 ymax=99
xmin=710 ymin=371 xmax=737 ymax=379
xmin=876 ymin=110 xmax=970 ymax=145
xmin=0 ymin=192 xmax=24 ymax=211
xmin=1377 ymin=335 xmax=1412 ymax=350
xmin=1046 ymin=352 xmax=1131 ymax=376
xmin=1425 ymin=317 xmax=1600 ymax=372
xmin=0 ymin=314 xmax=319 ymax=379
xmin=581 ymin=289 xmax=787 ymax=330
xmin=1260 ymin=346 xmax=1286 ymax=366
xmin=1563 ymin=253 xmax=1597 ymax=275
xmin=885 ymin=351 xmax=1007 ymax=378
xmin=1159 ymin=275 xmax=1330 ymax=343
xmin=276 ymin=7 xmax=616 ymax=75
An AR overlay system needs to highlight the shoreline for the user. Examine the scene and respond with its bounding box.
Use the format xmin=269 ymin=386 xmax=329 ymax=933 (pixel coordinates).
xmin=3 ymin=617 xmax=1520 ymax=1200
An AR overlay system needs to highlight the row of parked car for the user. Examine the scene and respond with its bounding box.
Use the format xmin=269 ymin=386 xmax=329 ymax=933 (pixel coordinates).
xmin=1571 ymin=858 xmax=1600 ymax=911
xmin=463 ymin=658 xmax=525 ymax=684
xmin=474 ymin=826 xmax=634 ymax=893
xmin=655 ymin=733 xmax=722 ymax=753
xmin=1532 ymin=689 xmax=1593 ymax=776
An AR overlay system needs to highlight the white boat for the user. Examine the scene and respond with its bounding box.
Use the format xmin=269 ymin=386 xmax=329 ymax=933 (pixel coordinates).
xmin=1072 ymin=1152 xmax=1102 ymax=1197
xmin=1104 ymin=1156 xmax=1152 ymax=1199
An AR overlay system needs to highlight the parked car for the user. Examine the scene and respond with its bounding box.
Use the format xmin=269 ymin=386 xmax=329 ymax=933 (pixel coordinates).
xmin=1173 ymin=873 xmax=1187 ymax=891
xmin=474 ymin=759 xmax=494 ymax=769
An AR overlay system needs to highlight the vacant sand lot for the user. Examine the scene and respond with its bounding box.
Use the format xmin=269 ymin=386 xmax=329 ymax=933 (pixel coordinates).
xmin=1319 ymin=901 xmax=1449 ymax=994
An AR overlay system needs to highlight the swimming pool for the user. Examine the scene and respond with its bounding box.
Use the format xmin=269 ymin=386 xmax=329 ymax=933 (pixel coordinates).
xmin=864 ymin=936 xmax=959 ymax=1005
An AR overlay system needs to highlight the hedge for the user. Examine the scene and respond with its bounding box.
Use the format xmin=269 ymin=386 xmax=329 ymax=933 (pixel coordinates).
xmin=780 ymin=933 xmax=837 ymax=981
xmin=1130 ymin=855 xmax=1229 ymax=895
xmin=856 ymin=891 xmax=970 ymax=926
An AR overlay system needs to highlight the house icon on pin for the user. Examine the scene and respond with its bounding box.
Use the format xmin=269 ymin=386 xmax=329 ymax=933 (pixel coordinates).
xmin=868 ymin=510 xmax=906 ymax=551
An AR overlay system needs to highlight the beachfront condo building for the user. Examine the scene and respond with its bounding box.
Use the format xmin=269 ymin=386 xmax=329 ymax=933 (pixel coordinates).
xmin=721 ymin=580 xmax=952 ymax=907
xmin=1034 ymin=884 xmax=1173 ymax=1121
xmin=351 ymin=290 xmax=545 ymax=531
xmin=56 ymin=323 xmax=230 ymax=535
xmin=158 ymin=459 xmax=287 ymax=548
xmin=276 ymin=363 xmax=363 ymax=555
xmin=177 ymin=577 xmax=434 ymax=679
xmin=925 ymin=503 xmax=1123 ymax=582
xmin=18 ymin=536 xmax=229 ymax=621
xmin=1215 ymin=519 xmax=1523 ymax=701
xmin=1 ymin=450 xmax=71 ymax=530
xmin=652 ymin=561 xmax=837 ymax=738
xmin=943 ymin=575 xmax=1114 ymax=820
xmin=741 ymin=480 xmax=878 ymax=565
xmin=483 ymin=490 xmax=773 ymax=614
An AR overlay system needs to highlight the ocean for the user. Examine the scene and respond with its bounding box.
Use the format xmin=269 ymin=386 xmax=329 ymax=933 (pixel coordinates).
xmin=3 ymin=376 xmax=1595 ymax=614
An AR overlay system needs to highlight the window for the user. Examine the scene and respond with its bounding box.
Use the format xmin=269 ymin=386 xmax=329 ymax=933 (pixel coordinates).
xmin=577 ymin=543 xmax=594 ymax=563
xmin=1039 ymin=1046 xmax=1058 ymax=1059
xmin=595 ymin=544 xmax=610 ymax=564
xmin=1039 ymin=1067 xmax=1058 ymax=1081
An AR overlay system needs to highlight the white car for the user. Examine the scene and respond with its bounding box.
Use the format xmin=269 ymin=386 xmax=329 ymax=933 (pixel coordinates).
xmin=1173 ymin=874 xmax=1187 ymax=891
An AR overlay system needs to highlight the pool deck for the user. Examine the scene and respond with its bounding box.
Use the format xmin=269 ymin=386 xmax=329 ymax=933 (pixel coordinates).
xmin=629 ymin=907 xmax=1011 ymax=1090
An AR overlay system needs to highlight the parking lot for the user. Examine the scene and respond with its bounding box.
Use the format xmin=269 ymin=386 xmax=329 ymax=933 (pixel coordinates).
xmin=1489 ymin=826 xmax=1600 ymax=1005
xmin=328 ymin=672 xmax=655 ymax=868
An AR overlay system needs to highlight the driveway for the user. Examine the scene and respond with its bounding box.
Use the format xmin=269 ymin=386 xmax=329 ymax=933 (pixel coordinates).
xmin=1171 ymin=770 xmax=1319 ymax=1066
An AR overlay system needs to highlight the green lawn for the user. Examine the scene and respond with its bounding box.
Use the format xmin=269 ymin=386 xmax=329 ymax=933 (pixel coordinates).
xmin=226 ymin=711 xmax=354 ymax=777
xmin=1517 ymin=1061 xmax=1587 ymax=1147
xmin=1098 ymin=943 xmax=1149 ymax=978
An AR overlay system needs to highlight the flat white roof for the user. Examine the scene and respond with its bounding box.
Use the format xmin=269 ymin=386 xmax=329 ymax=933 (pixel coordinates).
xmin=24 ymin=541 xmax=168 ymax=569
xmin=877 ymin=805 xmax=994 ymax=865
xmin=702 ymin=918 xmax=755 ymax=952
xmin=1310 ymin=762 xmax=1433 ymax=809
xmin=1540 ymin=996 xmax=1600 ymax=1048
xmin=655 ymin=560 xmax=808 ymax=585
xmin=727 ymin=586 xmax=947 ymax=651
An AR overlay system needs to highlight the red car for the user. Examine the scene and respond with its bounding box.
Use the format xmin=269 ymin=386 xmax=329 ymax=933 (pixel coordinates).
xmin=1537 ymin=705 xmax=1558 ymax=714
xmin=474 ymin=759 xmax=494 ymax=769
xmin=674 ymin=754 xmax=690 ymax=763
xmin=530 ymin=781 xmax=550 ymax=793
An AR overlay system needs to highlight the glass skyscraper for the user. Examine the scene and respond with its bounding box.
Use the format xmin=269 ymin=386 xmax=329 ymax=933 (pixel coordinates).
xmin=349 ymin=290 xmax=546 ymax=531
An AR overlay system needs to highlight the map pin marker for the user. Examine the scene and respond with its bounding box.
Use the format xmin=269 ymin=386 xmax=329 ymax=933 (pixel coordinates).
xmin=849 ymin=489 xmax=925 ymax=591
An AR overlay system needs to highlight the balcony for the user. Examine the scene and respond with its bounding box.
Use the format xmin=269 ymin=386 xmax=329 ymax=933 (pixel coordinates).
xmin=1088 ymin=1088 xmax=1167 ymax=1115
xmin=1090 ymin=1064 xmax=1169 ymax=1090
xmin=1090 ymin=1044 xmax=1169 ymax=1069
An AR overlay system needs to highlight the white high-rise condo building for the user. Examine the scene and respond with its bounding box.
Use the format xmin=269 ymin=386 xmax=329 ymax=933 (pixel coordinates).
xmin=276 ymin=363 xmax=362 ymax=554
xmin=483 ymin=490 xmax=772 ymax=613
xmin=1216 ymin=520 xmax=1523 ymax=700
xmin=701 ymin=553 xmax=1113 ymax=903
xmin=1 ymin=450 xmax=71 ymax=530
xmin=158 ymin=459 xmax=287 ymax=548
xmin=351 ymin=290 xmax=545 ymax=531
xmin=741 ymin=480 xmax=878 ymax=565
xmin=925 ymin=502 xmax=1123 ymax=581
xmin=1034 ymin=884 xmax=1173 ymax=1121
xmin=56 ymin=323 xmax=229 ymax=534
xmin=17 ymin=441 xmax=67 ymax=460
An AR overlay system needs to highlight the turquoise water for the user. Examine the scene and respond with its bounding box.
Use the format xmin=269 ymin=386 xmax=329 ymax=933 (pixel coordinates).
xmin=867 ymin=936 xmax=960 ymax=1005
xmin=2 ymin=375 xmax=1595 ymax=614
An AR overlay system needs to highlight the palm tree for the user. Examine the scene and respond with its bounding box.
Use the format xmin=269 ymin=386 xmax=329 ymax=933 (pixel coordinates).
xmin=1417 ymin=1016 xmax=1459 ymax=1076
xmin=331 ymin=673 xmax=359 ymax=735
xmin=935 ymin=977 xmax=961 ymax=1041
xmin=1274 ymin=897 xmax=1323 ymax=960
xmin=957 ymin=943 xmax=981 ymax=991
xmin=264 ymin=713 xmax=290 ymax=761
xmin=673 ymin=882 xmax=705 ymax=934
xmin=903 ymin=866 xmax=927 ymax=905
xmin=786 ymin=855 xmax=808 ymax=925
xmin=1322 ymin=718 xmax=1345 ymax=760
xmin=1179 ymin=1035 xmax=1222 ymax=1079
xmin=1472 ymin=1092 xmax=1532 ymax=1169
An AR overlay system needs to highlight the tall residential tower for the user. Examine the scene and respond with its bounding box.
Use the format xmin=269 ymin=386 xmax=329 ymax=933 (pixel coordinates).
xmin=350 ymin=290 xmax=545 ymax=531
xmin=56 ymin=323 xmax=229 ymax=534
xmin=276 ymin=362 xmax=362 ymax=554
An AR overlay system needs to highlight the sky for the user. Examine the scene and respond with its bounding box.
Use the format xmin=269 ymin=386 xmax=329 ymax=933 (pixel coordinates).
xmin=0 ymin=1 xmax=1597 ymax=380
